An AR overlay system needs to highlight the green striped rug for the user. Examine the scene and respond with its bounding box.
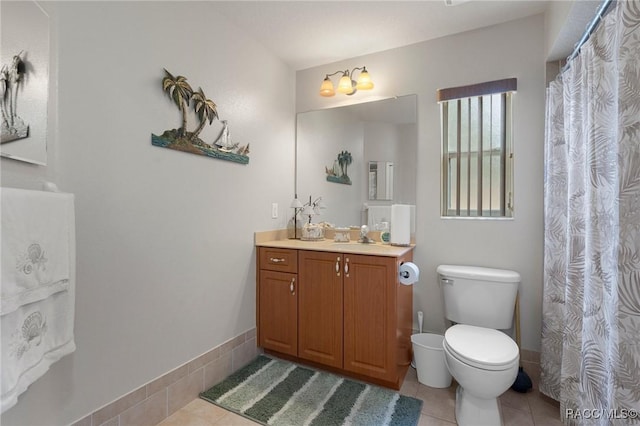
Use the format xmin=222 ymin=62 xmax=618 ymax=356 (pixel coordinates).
xmin=200 ymin=355 xmax=422 ymax=426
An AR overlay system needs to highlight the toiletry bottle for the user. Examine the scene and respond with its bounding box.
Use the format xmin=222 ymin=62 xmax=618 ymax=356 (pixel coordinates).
xmin=380 ymin=221 xmax=390 ymax=243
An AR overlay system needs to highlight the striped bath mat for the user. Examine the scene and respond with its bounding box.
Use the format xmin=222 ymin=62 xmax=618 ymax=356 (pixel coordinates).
xmin=200 ymin=355 xmax=422 ymax=426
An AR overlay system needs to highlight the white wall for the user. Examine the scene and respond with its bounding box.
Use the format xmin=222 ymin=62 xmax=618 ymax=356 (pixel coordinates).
xmin=296 ymin=14 xmax=546 ymax=352
xmin=1 ymin=2 xmax=295 ymax=425
xmin=544 ymin=0 xmax=602 ymax=61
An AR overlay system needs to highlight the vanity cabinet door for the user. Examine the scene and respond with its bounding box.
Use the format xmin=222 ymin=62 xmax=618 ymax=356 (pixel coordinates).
xmin=298 ymin=250 xmax=343 ymax=369
xmin=259 ymin=270 xmax=298 ymax=357
xmin=343 ymin=254 xmax=397 ymax=381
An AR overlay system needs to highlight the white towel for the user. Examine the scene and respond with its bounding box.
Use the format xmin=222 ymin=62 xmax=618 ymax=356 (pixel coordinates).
xmin=1 ymin=188 xmax=73 ymax=315
xmin=1 ymin=187 xmax=76 ymax=413
xmin=1 ymin=293 xmax=76 ymax=413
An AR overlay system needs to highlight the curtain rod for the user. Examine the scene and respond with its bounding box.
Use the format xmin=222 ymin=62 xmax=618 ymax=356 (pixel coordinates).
xmin=562 ymin=0 xmax=615 ymax=72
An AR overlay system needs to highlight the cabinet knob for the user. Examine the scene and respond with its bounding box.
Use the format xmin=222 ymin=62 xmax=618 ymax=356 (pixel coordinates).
xmin=335 ymin=257 xmax=341 ymax=275
xmin=269 ymin=257 xmax=285 ymax=263
xmin=344 ymin=258 xmax=349 ymax=276
xmin=290 ymin=278 xmax=296 ymax=295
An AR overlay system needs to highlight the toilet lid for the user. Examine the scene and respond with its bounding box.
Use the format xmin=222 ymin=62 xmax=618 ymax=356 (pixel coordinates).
xmin=444 ymin=324 xmax=519 ymax=370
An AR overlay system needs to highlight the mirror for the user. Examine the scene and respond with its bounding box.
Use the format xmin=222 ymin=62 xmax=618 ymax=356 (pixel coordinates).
xmin=369 ymin=161 xmax=393 ymax=200
xmin=296 ymin=95 xmax=417 ymax=228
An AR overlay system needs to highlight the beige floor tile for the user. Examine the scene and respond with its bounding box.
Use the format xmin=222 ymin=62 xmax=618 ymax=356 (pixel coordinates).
xmin=502 ymin=405 xmax=535 ymax=426
xmin=417 ymin=414 xmax=457 ymax=425
xmin=212 ymin=412 xmax=260 ymax=425
xmin=157 ymin=409 xmax=216 ymax=426
xmin=400 ymin=379 xmax=419 ymax=398
xmin=404 ymin=366 xmax=419 ymax=383
xmin=184 ymin=399 xmax=229 ymax=423
xmin=415 ymin=383 xmax=457 ymax=423
xmin=500 ymin=389 xmax=532 ymax=414
xmin=163 ymin=383 xmax=549 ymax=426
xmin=528 ymin=390 xmax=562 ymax=426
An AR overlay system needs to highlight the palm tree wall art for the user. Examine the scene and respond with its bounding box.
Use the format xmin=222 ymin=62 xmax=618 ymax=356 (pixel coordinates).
xmin=325 ymin=150 xmax=352 ymax=185
xmin=151 ymin=69 xmax=250 ymax=164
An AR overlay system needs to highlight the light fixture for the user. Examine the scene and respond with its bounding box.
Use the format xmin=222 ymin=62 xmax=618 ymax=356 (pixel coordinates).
xmin=319 ymin=66 xmax=374 ymax=97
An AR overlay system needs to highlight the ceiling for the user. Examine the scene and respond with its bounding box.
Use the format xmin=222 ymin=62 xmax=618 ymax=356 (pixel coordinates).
xmin=212 ymin=0 xmax=552 ymax=71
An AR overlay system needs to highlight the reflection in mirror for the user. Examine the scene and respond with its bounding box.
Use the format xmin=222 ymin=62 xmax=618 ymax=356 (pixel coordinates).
xmin=296 ymin=94 xmax=417 ymax=231
xmin=369 ymin=161 xmax=393 ymax=201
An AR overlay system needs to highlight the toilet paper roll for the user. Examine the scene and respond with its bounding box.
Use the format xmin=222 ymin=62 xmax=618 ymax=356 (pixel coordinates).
xmin=399 ymin=262 xmax=420 ymax=285
xmin=391 ymin=204 xmax=411 ymax=246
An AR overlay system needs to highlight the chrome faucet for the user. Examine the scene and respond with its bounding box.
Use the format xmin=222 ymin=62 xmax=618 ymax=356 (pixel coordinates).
xmin=359 ymin=225 xmax=374 ymax=244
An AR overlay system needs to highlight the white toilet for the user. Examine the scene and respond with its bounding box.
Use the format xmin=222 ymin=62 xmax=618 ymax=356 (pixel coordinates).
xmin=437 ymin=265 xmax=521 ymax=426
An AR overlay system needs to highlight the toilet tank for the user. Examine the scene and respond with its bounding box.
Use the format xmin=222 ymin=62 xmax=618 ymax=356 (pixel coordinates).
xmin=437 ymin=265 xmax=520 ymax=329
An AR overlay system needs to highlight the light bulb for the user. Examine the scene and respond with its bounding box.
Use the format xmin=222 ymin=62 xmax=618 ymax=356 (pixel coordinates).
xmin=356 ymin=69 xmax=374 ymax=90
xmin=319 ymin=77 xmax=335 ymax=97
xmin=337 ymin=73 xmax=354 ymax=94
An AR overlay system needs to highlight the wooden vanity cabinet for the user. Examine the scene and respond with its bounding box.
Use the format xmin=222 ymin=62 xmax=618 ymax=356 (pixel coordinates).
xmin=298 ymin=251 xmax=343 ymax=368
xmin=256 ymin=245 xmax=413 ymax=389
xmin=257 ymin=248 xmax=298 ymax=356
xmin=343 ymin=254 xmax=400 ymax=381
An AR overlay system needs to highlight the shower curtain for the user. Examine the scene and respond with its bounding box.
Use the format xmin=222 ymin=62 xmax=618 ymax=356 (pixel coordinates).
xmin=541 ymin=0 xmax=640 ymax=424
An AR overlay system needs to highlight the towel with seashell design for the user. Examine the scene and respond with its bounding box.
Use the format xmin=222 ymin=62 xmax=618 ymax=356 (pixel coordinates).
xmin=0 ymin=187 xmax=76 ymax=413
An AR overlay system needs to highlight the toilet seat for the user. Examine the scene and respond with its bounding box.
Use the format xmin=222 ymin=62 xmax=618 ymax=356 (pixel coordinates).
xmin=444 ymin=324 xmax=519 ymax=371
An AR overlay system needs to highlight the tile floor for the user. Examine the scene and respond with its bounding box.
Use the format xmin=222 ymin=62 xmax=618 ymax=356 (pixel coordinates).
xmin=157 ymin=367 xmax=562 ymax=426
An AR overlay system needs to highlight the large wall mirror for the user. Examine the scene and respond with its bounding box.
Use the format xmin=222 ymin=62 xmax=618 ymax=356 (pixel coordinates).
xmin=296 ymin=94 xmax=417 ymax=229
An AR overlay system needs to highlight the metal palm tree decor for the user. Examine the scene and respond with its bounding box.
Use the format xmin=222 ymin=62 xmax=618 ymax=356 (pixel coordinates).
xmin=325 ymin=150 xmax=352 ymax=185
xmin=151 ymin=69 xmax=250 ymax=164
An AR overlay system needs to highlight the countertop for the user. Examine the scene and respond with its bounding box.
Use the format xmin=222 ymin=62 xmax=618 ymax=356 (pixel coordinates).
xmin=256 ymin=232 xmax=414 ymax=258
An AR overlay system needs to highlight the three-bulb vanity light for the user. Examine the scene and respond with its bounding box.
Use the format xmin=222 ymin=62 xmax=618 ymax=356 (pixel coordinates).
xmin=319 ymin=66 xmax=374 ymax=97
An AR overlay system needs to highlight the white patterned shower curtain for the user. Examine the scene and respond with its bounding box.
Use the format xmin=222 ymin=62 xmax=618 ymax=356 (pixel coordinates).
xmin=541 ymin=1 xmax=640 ymax=424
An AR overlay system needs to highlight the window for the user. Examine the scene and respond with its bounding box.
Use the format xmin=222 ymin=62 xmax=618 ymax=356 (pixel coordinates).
xmin=437 ymin=78 xmax=516 ymax=218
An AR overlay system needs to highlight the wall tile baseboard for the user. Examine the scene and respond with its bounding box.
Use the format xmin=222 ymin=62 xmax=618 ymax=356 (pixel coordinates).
xmin=71 ymin=328 xmax=259 ymax=426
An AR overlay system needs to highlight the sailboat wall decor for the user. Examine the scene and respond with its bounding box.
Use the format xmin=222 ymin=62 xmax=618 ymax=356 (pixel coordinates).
xmin=151 ymin=69 xmax=250 ymax=164
xmin=325 ymin=150 xmax=352 ymax=185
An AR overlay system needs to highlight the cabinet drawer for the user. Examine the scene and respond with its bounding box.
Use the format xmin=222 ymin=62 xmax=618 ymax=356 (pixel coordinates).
xmin=259 ymin=247 xmax=298 ymax=273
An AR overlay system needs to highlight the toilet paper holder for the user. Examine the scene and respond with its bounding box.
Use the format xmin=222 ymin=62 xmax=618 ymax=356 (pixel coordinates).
xmin=398 ymin=261 xmax=420 ymax=285
xmin=399 ymin=261 xmax=414 ymax=278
